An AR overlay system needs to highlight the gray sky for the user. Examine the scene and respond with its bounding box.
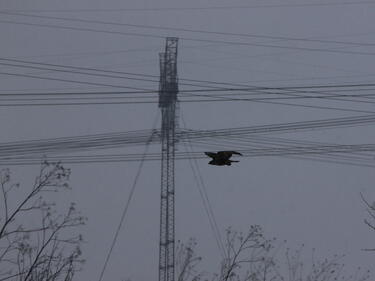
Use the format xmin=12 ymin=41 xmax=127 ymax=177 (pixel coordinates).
xmin=1 ymin=0 xmax=375 ymax=280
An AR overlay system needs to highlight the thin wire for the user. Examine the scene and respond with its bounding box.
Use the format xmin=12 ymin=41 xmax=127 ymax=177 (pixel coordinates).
xmin=2 ymin=11 xmax=375 ymax=48
xmin=2 ymin=57 xmax=375 ymax=94
xmin=0 ymin=71 xmax=153 ymax=91
xmin=187 ymin=136 xmax=375 ymax=167
xmin=97 ymin=113 xmax=159 ymax=281
xmin=2 ymin=18 xmax=375 ymax=56
xmin=3 ymin=86 xmax=375 ymax=115
xmin=1 ymin=97 xmax=375 ymax=115
xmin=4 ymin=57 xmax=375 ymax=93
xmin=3 ymin=146 xmax=375 ymax=167
xmin=180 ymin=109 xmax=226 ymax=259
xmin=183 ymin=142 xmax=226 ymax=258
xmin=3 ymin=60 xmax=375 ymax=106
xmin=2 ymin=1 xmax=375 ymax=13
xmin=1 ymin=113 xmax=375 ymax=159
xmin=177 ymin=114 xmax=375 ymax=139
xmin=3 ymin=85 xmax=375 ymax=98
xmin=0 ymin=61 xmax=160 ymax=85
xmin=3 ymin=142 xmax=375 ymax=166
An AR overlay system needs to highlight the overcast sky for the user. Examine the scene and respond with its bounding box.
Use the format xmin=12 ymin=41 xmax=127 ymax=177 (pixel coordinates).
xmin=1 ymin=0 xmax=375 ymax=280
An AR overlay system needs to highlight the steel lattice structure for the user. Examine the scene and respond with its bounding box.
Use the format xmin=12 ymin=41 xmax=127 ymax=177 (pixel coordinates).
xmin=158 ymin=37 xmax=179 ymax=281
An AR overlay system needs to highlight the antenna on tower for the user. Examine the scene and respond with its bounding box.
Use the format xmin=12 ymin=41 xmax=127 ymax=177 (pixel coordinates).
xmin=158 ymin=37 xmax=179 ymax=281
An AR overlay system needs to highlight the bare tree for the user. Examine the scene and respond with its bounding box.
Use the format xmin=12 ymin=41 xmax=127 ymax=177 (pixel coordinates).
xmin=176 ymin=238 xmax=202 ymax=281
xmin=215 ymin=225 xmax=276 ymax=281
xmin=0 ymin=161 xmax=86 ymax=281
xmin=282 ymin=246 xmax=370 ymax=281
xmin=177 ymin=225 xmax=370 ymax=281
xmin=360 ymin=192 xmax=375 ymax=235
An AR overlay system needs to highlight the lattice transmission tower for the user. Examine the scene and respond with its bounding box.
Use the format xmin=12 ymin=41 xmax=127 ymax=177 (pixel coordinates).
xmin=158 ymin=37 xmax=179 ymax=281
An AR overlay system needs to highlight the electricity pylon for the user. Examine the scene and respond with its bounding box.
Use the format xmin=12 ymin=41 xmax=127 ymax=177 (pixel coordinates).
xmin=158 ymin=37 xmax=179 ymax=281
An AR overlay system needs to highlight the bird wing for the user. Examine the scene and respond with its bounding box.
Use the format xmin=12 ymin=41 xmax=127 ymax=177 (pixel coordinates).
xmin=217 ymin=151 xmax=242 ymax=159
xmin=205 ymin=152 xmax=217 ymax=159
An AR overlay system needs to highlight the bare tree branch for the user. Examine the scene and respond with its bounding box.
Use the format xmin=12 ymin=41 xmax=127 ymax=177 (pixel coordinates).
xmin=360 ymin=192 xmax=375 ymax=251
xmin=0 ymin=162 xmax=85 ymax=281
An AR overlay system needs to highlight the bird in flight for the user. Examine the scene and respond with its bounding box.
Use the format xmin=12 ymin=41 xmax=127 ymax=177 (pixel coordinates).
xmin=204 ymin=151 xmax=243 ymax=166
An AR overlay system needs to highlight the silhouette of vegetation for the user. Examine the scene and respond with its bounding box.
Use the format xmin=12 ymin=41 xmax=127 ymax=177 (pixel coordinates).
xmin=360 ymin=192 xmax=375 ymax=251
xmin=0 ymin=161 xmax=86 ymax=281
xmin=215 ymin=225 xmax=276 ymax=281
xmin=177 ymin=225 xmax=370 ymax=281
xmin=176 ymin=238 xmax=202 ymax=281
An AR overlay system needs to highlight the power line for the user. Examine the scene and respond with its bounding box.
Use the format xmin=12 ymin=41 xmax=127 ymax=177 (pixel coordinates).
xmin=3 ymin=89 xmax=375 ymax=102
xmin=0 ymin=71 xmax=153 ymax=91
xmin=0 ymin=19 xmax=166 ymax=39
xmin=0 ymin=61 xmax=160 ymax=85
xmin=4 ymin=56 xmax=375 ymax=107
xmin=178 ymin=114 xmax=375 ymax=139
xmin=2 ymin=57 xmax=375 ymax=93
xmin=3 ymin=67 xmax=375 ymax=112
xmin=181 ymin=111 xmax=226 ymax=259
xmin=2 ymin=18 xmax=375 ymax=56
xmin=0 ymin=57 xmax=161 ymax=79
xmin=2 ymin=94 xmax=375 ymax=115
xmin=97 ymin=114 xmax=159 ymax=281
xmin=3 ymin=144 xmax=375 ymax=166
xmin=0 ymin=129 xmax=158 ymax=158
xmin=183 ymin=141 xmax=226 ymax=259
xmin=2 ymin=11 xmax=375 ymax=48
xmin=2 ymin=1 xmax=375 ymax=13
xmin=189 ymin=134 xmax=375 ymax=167
xmin=1 ymin=114 xmax=375 ymax=167
xmin=1 ymin=114 xmax=375 ymax=159
xmin=0 ymin=58 xmax=234 ymax=90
